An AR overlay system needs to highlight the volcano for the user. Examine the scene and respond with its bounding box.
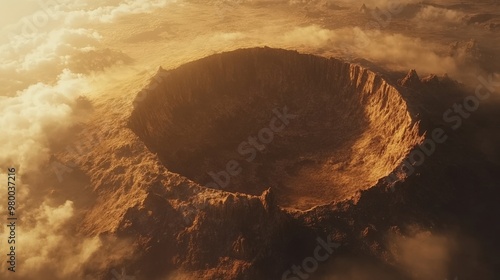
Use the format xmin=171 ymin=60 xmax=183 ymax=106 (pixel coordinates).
xmin=129 ymin=48 xmax=422 ymax=210
xmin=69 ymin=48 xmax=500 ymax=280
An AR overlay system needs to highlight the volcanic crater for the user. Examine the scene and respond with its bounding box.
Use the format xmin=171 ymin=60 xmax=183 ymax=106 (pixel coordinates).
xmin=129 ymin=47 xmax=423 ymax=210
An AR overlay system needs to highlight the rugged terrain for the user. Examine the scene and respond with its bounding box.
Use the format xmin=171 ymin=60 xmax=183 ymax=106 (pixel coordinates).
xmin=61 ymin=48 xmax=500 ymax=279
xmin=129 ymin=48 xmax=422 ymax=210
xmin=2 ymin=1 xmax=500 ymax=279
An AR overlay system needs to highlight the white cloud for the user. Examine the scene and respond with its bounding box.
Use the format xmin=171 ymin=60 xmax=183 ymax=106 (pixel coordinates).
xmin=0 ymin=69 xmax=89 ymax=172
xmin=35 ymin=0 xmax=176 ymax=26
xmin=414 ymin=6 xmax=465 ymax=25
xmin=0 ymin=200 xmax=102 ymax=278
xmin=280 ymin=25 xmax=459 ymax=76
xmin=15 ymin=28 xmax=101 ymax=72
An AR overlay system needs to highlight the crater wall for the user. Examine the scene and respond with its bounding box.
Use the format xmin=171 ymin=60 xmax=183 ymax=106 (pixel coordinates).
xmin=129 ymin=47 xmax=423 ymax=209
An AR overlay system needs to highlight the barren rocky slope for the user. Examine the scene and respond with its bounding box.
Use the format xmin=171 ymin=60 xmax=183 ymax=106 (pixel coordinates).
xmin=64 ymin=48 xmax=499 ymax=279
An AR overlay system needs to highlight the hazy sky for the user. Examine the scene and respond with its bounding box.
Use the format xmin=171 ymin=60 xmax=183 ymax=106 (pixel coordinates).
xmin=0 ymin=1 xmax=39 ymax=27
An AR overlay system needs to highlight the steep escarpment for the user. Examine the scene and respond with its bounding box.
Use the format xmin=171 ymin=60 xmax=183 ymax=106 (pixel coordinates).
xmin=129 ymin=47 xmax=423 ymax=210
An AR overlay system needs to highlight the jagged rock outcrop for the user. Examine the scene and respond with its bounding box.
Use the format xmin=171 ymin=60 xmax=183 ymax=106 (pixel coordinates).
xmin=360 ymin=3 xmax=369 ymax=14
xmin=448 ymin=39 xmax=497 ymax=73
xmin=399 ymin=69 xmax=421 ymax=88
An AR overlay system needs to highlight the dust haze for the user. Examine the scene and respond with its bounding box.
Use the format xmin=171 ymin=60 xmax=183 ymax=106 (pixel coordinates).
xmin=0 ymin=0 xmax=499 ymax=279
